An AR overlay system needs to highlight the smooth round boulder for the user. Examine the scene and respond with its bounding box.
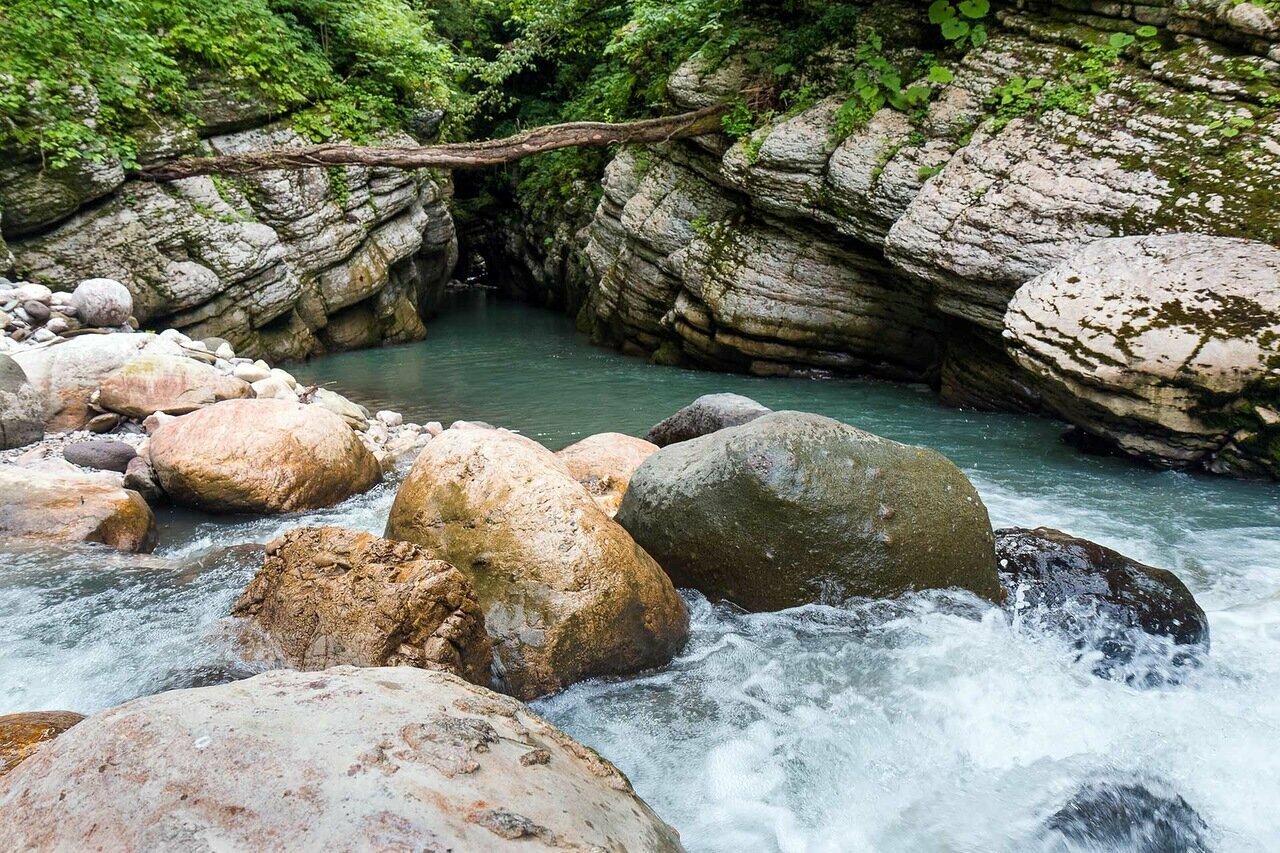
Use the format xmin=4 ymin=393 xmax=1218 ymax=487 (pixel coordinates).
xmin=232 ymin=526 xmax=492 ymax=684
xmin=97 ymin=354 xmax=251 ymax=419
xmin=0 ymin=712 xmax=85 ymax=778
xmin=996 ymin=527 xmax=1209 ymax=675
xmin=0 ymin=667 xmax=685 ymax=852
xmin=617 ymin=411 xmax=1001 ymax=610
xmin=148 ymin=398 xmax=381 ymax=514
xmin=0 ymin=354 xmax=43 ymax=449
xmin=556 ymin=432 xmax=659 ymax=517
xmin=62 ymin=439 xmax=137 ymax=473
xmin=386 ymin=427 xmax=689 ymax=700
xmin=645 ymin=392 xmax=771 ymax=447
xmin=0 ymin=466 xmax=157 ymax=552
xmin=70 ymin=278 xmax=133 ymax=328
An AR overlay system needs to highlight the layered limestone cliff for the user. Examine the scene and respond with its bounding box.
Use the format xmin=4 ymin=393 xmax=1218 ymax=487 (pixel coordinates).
xmin=0 ymin=88 xmax=457 ymax=362
xmin=573 ymin=0 xmax=1280 ymax=476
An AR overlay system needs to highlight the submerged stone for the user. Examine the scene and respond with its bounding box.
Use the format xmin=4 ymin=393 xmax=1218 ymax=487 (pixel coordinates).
xmin=1043 ymin=778 xmax=1212 ymax=853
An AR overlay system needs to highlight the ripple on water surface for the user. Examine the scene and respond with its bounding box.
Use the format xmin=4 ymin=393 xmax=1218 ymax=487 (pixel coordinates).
xmin=1 ymin=291 xmax=1277 ymax=851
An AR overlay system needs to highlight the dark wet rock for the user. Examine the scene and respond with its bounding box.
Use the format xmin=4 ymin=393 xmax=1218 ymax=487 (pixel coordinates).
xmin=618 ymin=411 xmax=1001 ymax=610
xmin=63 ymin=439 xmax=138 ymax=473
xmin=122 ymin=456 xmax=164 ymax=503
xmin=1043 ymin=778 xmax=1212 ymax=853
xmin=645 ymin=393 xmax=772 ymax=447
xmin=996 ymin=528 xmax=1209 ymax=674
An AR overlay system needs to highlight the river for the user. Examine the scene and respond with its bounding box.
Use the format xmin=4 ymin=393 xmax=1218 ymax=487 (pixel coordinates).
xmin=2 ymin=290 xmax=1278 ymax=851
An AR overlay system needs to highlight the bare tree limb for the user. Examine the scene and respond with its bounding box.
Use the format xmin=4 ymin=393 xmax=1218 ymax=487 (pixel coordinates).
xmin=134 ymin=104 xmax=729 ymax=181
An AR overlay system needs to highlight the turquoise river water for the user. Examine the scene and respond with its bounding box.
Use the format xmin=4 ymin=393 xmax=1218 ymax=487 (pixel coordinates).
xmin=2 ymin=290 xmax=1278 ymax=851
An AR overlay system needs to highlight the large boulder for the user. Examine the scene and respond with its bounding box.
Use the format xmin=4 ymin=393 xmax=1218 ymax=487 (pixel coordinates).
xmin=148 ymin=398 xmax=381 ymax=514
xmin=10 ymin=333 xmax=165 ymax=430
xmin=996 ymin=527 xmax=1209 ymax=673
xmin=386 ymin=427 xmax=689 ymax=700
xmin=1004 ymin=235 xmax=1280 ymax=478
xmin=0 ymin=354 xmax=43 ymax=449
xmin=97 ymin=354 xmax=251 ymax=419
xmin=62 ymin=439 xmax=137 ymax=473
xmin=555 ymin=432 xmax=658 ymax=517
xmin=617 ymin=411 xmax=1001 ymax=610
xmin=0 ymin=466 xmax=157 ymax=552
xmin=232 ymin=526 xmax=492 ymax=684
xmin=645 ymin=392 xmax=771 ymax=446
xmin=0 ymin=712 xmax=85 ymax=778
xmin=70 ymin=277 xmax=133 ymax=327
xmin=0 ymin=667 xmax=685 ymax=852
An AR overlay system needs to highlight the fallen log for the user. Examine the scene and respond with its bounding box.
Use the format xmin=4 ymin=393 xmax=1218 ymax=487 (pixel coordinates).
xmin=135 ymin=104 xmax=728 ymax=180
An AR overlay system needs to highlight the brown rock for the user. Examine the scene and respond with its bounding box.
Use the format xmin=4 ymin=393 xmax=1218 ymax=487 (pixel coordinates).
xmin=556 ymin=432 xmax=658 ymax=517
xmin=0 ymin=466 xmax=157 ymax=552
xmin=97 ymin=354 xmax=251 ymax=419
xmin=0 ymin=711 xmax=85 ymax=778
xmin=232 ymin=526 xmax=492 ymax=684
xmin=148 ymin=398 xmax=380 ymax=514
xmin=386 ymin=428 xmax=689 ymax=700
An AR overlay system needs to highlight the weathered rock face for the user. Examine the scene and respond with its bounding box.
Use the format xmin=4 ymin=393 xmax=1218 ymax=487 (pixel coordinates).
xmin=645 ymin=392 xmax=772 ymax=447
xmin=1004 ymin=235 xmax=1280 ymax=478
xmin=0 ymin=667 xmax=686 ymax=852
xmin=386 ymin=427 xmax=689 ymax=700
xmin=232 ymin=526 xmax=492 ymax=684
xmin=555 ymin=432 xmax=658 ymax=517
xmin=3 ymin=116 xmax=457 ymax=362
xmin=0 ymin=466 xmax=157 ymax=552
xmin=616 ymin=411 xmax=1002 ymax=610
xmin=996 ymin=527 xmax=1209 ymax=673
xmin=0 ymin=712 xmax=85 ymax=778
xmin=571 ymin=1 xmax=1280 ymax=476
xmin=148 ymin=398 xmax=381 ymax=514
xmin=98 ymin=354 xmax=252 ymax=419
xmin=0 ymin=354 xmax=43 ymax=449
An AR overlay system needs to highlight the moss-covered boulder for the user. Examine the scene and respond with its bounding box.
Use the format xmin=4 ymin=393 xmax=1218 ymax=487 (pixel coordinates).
xmin=616 ymin=411 xmax=1001 ymax=610
xmin=385 ymin=427 xmax=689 ymax=700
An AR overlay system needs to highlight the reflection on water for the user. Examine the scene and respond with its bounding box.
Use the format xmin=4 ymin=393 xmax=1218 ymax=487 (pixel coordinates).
xmin=2 ymin=290 xmax=1277 ymax=850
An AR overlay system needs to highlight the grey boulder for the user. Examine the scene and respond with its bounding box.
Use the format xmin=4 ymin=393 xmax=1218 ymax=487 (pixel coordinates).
xmin=70 ymin=277 xmax=133 ymax=328
xmin=645 ymin=392 xmax=771 ymax=447
xmin=63 ymin=439 xmax=138 ymax=473
xmin=0 ymin=354 xmax=43 ymax=449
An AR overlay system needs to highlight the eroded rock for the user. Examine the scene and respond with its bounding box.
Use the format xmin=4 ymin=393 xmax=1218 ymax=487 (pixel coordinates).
xmin=0 ymin=466 xmax=157 ymax=552
xmin=645 ymin=393 xmax=772 ymax=447
xmin=97 ymin=354 xmax=252 ymax=419
xmin=555 ymin=432 xmax=658 ymax=517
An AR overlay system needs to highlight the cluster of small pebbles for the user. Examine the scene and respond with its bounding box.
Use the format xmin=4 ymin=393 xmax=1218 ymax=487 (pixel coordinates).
xmin=0 ymin=277 xmax=136 ymax=352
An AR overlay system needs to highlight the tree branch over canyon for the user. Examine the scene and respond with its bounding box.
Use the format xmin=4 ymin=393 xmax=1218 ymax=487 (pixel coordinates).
xmin=134 ymin=105 xmax=729 ymax=180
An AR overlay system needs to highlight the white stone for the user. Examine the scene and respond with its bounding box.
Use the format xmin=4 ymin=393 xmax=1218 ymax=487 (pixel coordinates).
xmin=375 ymin=409 xmax=403 ymax=428
xmin=71 ymin=279 xmax=133 ymax=328
xmin=232 ymin=362 xmax=271 ymax=383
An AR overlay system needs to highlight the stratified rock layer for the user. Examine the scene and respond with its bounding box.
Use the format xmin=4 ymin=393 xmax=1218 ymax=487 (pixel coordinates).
xmin=0 ymin=667 xmax=686 ymax=852
xmin=617 ymin=411 xmax=1002 ymax=610
xmin=232 ymin=526 xmax=492 ymax=684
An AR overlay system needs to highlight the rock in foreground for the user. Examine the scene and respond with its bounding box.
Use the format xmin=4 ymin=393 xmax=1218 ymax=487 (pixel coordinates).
xmin=645 ymin=393 xmax=772 ymax=446
xmin=0 ymin=466 xmax=157 ymax=552
xmin=0 ymin=354 xmax=43 ymax=450
xmin=0 ymin=667 xmax=685 ymax=852
xmin=232 ymin=526 xmax=491 ymax=684
xmin=386 ymin=427 xmax=689 ymax=700
xmin=148 ymin=398 xmax=381 ymax=513
xmin=1005 ymin=235 xmax=1280 ymax=479
xmin=996 ymin=527 xmax=1209 ymax=672
xmin=0 ymin=712 xmax=85 ymax=778
xmin=617 ymin=411 xmax=1001 ymax=610
xmin=556 ymin=432 xmax=658 ymax=517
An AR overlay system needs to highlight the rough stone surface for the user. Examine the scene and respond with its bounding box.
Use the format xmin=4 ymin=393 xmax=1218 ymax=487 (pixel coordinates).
xmin=0 ymin=466 xmax=157 ymax=552
xmin=555 ymin=432 xmax=658 ymax=517
xmin=996 ymin=527 xmax=1209 ymax=661
xmin=70 ymin=278 xmax=133 ymax=328
xmin=0 ymin=354 xmax=43 ymax=449
xmin=645 ymin=393 xmax=772 ymax=446
xmin=617 ymin=411 xmax=1001 ymax=610
xmin=0 ymin=667 xmax=686 ymax=852
xmin=1004 ymin=234 xmax=1280 ymax=478
xmin=97 ymin=354 xmax=252 ymax=419
xmin=62 ymin=439 xmax=137 ymax=473
xmin=232 ymin=526 xmax=492 ymax=684
xmin=386 ymin=427 xmax=689 ymax=700
xmin=1042 ymin=777 xmax=1212 ymax=853
xmin=0 ymin=712 xmax=85 ymax=778
xmin=148 ymin=398 xmax=381 ymax=514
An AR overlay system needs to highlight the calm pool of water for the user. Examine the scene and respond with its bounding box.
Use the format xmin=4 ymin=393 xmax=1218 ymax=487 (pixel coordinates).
xmin=3 ymin=290 xmax=1277 ymax=851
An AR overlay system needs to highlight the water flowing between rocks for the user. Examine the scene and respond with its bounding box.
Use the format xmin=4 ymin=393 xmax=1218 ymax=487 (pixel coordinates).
xmin=2 ymin=291 xmax=1277 ymax=851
